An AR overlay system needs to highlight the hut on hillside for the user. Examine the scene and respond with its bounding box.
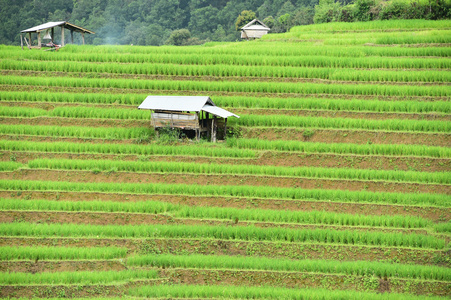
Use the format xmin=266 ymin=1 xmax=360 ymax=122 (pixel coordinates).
xmin=241 ymin=19 xmax=270 ymax=40
xmin=20 ymin=21 xmax=94 ymax=49
xmin=138 ymin=96 xmax=240 ymax=142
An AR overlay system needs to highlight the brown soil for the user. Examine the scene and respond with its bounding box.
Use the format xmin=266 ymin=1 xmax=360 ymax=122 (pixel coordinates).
xmin=161 ymin=268 xmax=450 ymax=296
xmin=3 ymin=150 xmax=450 ymax=173
xmin=243 ymin=127 xmax=451 ymax=147
xmin=2 ymin=191 xmax=449 ymax=222
xmin=3 ymin=69 xmax=449 ymax=87
xmin=3 ymin=169 xmax=449 ymax=195
xmin=0 ymin=260 xmax=126 ymax=273
xmin=0 ymin=211 xmax=433 ymax=236
xmin=2 ymin=84 xmax=448 ymax=102
xmin=1 ymin=237 xmax=448 ymax=267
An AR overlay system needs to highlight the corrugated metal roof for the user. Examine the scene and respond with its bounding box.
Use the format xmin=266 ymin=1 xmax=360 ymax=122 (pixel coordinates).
xmin=202 ymin=105 xmax=240 ymax=119
xmin=138 ymin=96 xmax=214 ymax=112
xmin=138 ymin=96 xmax=239 ymax=118
xmin=21 ymin=21 xmax=95 ymax=34
xmin=242 ymin=25 xmax=270 ymax=31
xmin=241 ymin=19 xmax=270 ymax=30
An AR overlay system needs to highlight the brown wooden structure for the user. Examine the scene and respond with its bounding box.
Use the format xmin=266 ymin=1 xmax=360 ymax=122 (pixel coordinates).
xmin=20 ymin=21 xmax=94 ymax=50
xmin=138 ymin=96 xmax=239 ymax=142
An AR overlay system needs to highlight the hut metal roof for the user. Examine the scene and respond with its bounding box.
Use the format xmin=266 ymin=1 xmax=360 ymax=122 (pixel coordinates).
xmin=138 ymin=96 xmax=239 ymax=118
xmin=21 ymin=21 xmax=95 ymax=34
xmin=241 ymin=19 xmax=270 ymax=30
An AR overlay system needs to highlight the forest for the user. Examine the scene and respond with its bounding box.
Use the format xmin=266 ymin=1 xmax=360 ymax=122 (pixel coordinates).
xmin=0 ymin=0 xmax=450 ymax=46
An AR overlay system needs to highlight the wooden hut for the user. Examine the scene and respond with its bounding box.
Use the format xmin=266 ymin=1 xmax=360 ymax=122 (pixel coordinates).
xmin=20 ymin=21 xmax=95 ymax=49
xmin=241 ymin=19 xmax=270 ymax=40
xmin=138 ymin=96 xmax=239 ymax=142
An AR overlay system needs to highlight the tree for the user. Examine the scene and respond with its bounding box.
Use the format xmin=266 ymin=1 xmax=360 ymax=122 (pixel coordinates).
xmin=235 ymin=10 xmax=256 ymax=31
xmin=263 ymin=16 xmax=275 ymax=28
xmin=165 ymin=28 xmax=191 ymax=45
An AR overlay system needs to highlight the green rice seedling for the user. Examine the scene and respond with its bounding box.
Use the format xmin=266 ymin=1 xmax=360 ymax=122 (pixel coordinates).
xmin=0 ymin=161 xmax=24 ymax=171
xmin=0 ymin=106 xmax=48 ymax=118
xmin=3 ymin=91 xmax=449 ymax=114
xmin=233 ymin=114 xmax=450 ymax=133
xmin=0 ymin=221 xmax=445 ymax=249
xmin=434 ymin=222 xmax=451 ymax=233
xmin=226 ymin=138 xmax=451 ymax=158
xmin=0 ymin=140 xmax=256 ymax=158
xmin=130 ymin=284 xmax=444 ymax=300
xmin=0 ymin=198 xmax=431 ymax=230
xmin=27 ymin=158 xmax=451 ymax=184
xmin=0 ymin=179 xmax=448 ymax=207
xmin=0 ymin=270 xmax=158 ymax=285
xmin=0 ymin=124 xmax=149 ymax=139
xmin=127 ymin=253 xmax=451 ymax=281
xmin=0 ymin=246 xmax=127 ymax=260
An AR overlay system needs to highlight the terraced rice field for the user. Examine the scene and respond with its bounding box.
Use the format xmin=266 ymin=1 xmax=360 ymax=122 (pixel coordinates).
xmin=0 ymin=19 xmax=450 ymax=299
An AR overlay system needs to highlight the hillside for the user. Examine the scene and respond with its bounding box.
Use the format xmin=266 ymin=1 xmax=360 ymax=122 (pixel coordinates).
xmin=0 ymin=19 xmax=450 ymax=298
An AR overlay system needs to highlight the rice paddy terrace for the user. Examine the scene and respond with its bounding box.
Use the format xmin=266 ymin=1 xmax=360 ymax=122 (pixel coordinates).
xmin=0 ymin=19 xmax=450 ymax=299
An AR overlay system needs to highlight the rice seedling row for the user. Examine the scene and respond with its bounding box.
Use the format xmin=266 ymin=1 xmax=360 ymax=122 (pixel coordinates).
xmin=3 ymin=75 xmax=450 ymax=96
xmin=22 ymin=158 xmax=451 ymax=184
xmin=1 ymin=106 xmax=449 ymax=133
xmin=3 ymin=59 xmax=450 ymax=83
xmin=0 ymin=198 xmax=436 ymax=230
xmin=1 ymin=178 xmax=448 ymax=208
xmin=3 ymin=91 xmax=449 ymax=114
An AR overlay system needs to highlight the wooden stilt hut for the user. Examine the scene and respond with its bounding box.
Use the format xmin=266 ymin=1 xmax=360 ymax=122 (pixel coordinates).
xmin=20 ymin=21 xmax=94 ymax=50
xmin=138 ymin=96 xmax=240 ymax=142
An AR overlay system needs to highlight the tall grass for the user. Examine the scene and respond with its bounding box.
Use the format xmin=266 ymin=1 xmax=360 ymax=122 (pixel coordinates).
xmin=0 ymin=198 xmax=432 ymax=230
xmin=27 ymin=158 xmax=451 ymax=184
xmin=0 ymin=222 xmax=445 ymax=249
xmin=128 ymin=253 xmax=451 ymax=281
xmin=1 ymin=179 xmax=448 ymax=207
xmin=0 ymin=246 xmax=127 ymax=260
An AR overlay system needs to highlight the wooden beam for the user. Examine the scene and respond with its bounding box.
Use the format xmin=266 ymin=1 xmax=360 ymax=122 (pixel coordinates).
xmin=51 ymin=28 xmax=54 ymax=42
xmin=37 ymin=31 xmax=41 ymax=48
xmin=224 ymin=118 xmax=228 ymax=139
xmin=20 ymin=34 xmax=23 ymax=50
xmin=82 ymin=32 xmax=85 ymax=45
xmin=61 ymin=26 xmax=65 ymax=46
xmin=28 ymin=33 xmax=31 ymax=47
xmin=70 ymin=30 xmax=74 ymax=44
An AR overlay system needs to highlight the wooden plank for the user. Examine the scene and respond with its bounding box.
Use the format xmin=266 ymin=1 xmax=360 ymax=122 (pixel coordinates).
xmin=61 ymin=26 xmax=65 ymax=46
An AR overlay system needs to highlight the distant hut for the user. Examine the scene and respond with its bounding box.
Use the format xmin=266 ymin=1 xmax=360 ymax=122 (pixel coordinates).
xmin=20 ymin=21 xmax=95 ymax=49
xmin=138 ymin=96 xmax=240 ymax=142
xmin=240 ymin=19 xmax=270 ymax=40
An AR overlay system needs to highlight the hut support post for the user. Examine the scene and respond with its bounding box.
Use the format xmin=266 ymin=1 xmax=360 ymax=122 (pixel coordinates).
xmin=70 ymin=30 xmax=74 ymax=44
xmin=37 ymin=31 xmax=41 ymax=48
xmin=82 ymin=32 xmax=85 ymax=45
xmin=28 ymin=33 xmax=31 ymax=47
xmin=224 ymin=118 xmax=228 ymax=139
xmin=61 ymin=26 xmax=65 ymax=46
xmin=20 ymin=34 xmax=23 ymax=50
xmin=51 ymin=28 xmax=54 ymax=42
xmin=211 ymin=117 xmax=217 ymax=143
